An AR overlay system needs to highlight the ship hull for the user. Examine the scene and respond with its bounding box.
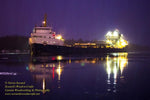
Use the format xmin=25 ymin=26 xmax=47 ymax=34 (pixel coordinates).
xmin=30 ymin=43 xmax=126 ymax=56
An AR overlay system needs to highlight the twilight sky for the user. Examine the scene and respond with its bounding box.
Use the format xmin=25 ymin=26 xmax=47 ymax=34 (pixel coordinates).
xmin=0 ymin=0 xmax=150 ymax=46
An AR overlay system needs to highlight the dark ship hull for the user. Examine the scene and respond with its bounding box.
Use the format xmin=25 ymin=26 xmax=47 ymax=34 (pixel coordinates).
xmin=30 ymin=43 xmax=126 ymax=56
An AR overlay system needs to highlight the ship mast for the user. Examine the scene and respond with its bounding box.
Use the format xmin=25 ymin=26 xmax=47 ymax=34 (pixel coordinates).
xmin=43 ymin=14 xmax=47 ymax=27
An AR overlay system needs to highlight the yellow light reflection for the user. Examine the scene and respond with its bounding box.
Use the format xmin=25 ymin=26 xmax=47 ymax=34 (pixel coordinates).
xmin=57 ymin=56 xmax=63 ymax=61
xmin=113 ymin=66 xmax=117 ymax=84
xmin=56 ymin=62 xmax=62 ymax=81
xmin=105 ymin=53 xmax=128 ymax=92
xmin=105 ymin=52 xmax=128 ymax=83
xmin=119 ymin=56 xmax=128 ymax=75
xmin=69 ymin=59 xmax=71 ymax=64
xmin=42 ymin=78 xmax=46 ymax=94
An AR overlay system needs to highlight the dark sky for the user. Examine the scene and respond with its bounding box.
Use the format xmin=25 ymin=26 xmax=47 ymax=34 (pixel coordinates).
xmin=0 ymin=0 xmax=150 ymax=46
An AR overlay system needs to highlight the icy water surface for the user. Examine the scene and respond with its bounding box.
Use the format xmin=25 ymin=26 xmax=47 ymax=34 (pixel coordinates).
xmin=0 ymin=52 xmax=150 ymax=100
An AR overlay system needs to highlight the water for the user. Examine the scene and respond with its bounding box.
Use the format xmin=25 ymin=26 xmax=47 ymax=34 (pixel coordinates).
xmin=0 ymin=52 xmax=150 ymax=100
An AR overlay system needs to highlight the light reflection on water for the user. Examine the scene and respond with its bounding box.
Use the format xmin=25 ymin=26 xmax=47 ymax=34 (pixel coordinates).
xmin=27 ymin=53 xmax=128 ymax=95
xmin=0 ymin=72 xmax=17 ymax=75
xmin=1 ymin=52 xmax=150 ymax=99
xmin=105 ymin=53 xmax=128 ymax=93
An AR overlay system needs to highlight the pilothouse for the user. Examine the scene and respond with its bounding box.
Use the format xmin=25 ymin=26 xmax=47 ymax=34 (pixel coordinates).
xmin=29 ymin=15 xmax=64 ymax=46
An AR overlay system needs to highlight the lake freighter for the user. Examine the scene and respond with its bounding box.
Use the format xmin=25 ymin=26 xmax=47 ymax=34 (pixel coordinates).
xmin=29 ymin=15 xmax=128 ymax=56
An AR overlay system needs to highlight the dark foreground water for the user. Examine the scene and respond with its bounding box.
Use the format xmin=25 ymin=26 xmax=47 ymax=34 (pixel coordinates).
xmin=0 ymin=52 xmax=150 ymax=100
